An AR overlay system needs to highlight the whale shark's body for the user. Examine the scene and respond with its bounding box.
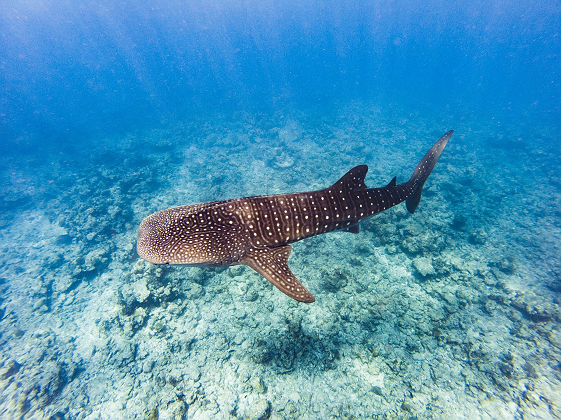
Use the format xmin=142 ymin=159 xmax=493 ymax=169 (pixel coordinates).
xmin=137 ymin=131 xmax=453 ymax=302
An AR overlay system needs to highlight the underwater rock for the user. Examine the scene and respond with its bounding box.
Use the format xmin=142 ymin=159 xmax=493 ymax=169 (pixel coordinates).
xmin=241 ymin=399 xmax=271 ymax=420
xmin=498 ymin=352 xmax=515 ymax=378
xmin=245 ymin=287 xmax=259 ymax=302
xmin=142 ymin=359 xmax=154 ymax=374
xmin=440 ymin=290 xmax=458 ymax=308
xmin=107 ymin=204 xmax=121 ymax=218
xmin=497 ymin=257 xmax=516 ymax=274
xmin=371 ymin=385 xmax=383 ymax=396
xmin=166 ymin=368 xmax=184 ymax=387
xmin=250 ymin=339 xmax=273 ymax=365
xmin=150 ymin=318 xmax=167 ymax=336
xmin=354 ymin=243 xmax=374 ymax=256
xmin=401 ymin=229 xmax=444 ymax=255
xmin=53 ymin=275 xmax=79 ymax=294
xmin=83 ymin=247 xmax=110 ymax=273
xmin=228 ymin=265 xmax=245 ymax=277
xmin=32 ymin=297 xmax=49 ymax=313
xmin=186 ymin=283 xmax=204 ymax=300
xmin=108 ymin=337 xmax=137 ymax=367
xmin=166 ymin=302 xmax=184 ymax=317
xmin=28 ymin=276 xmax=43 ymax=295
xmin=372 ymin=222 xmax=397 ymax=244
xmin=320 ymin=266 xmax=350 ymax=292
xmin=468 ymin=228 xmax=487 ymax=245
xmin=451 ymin=214 xmax=468 ymax=230
xmin=432 ymin=256 xmax=453 ymax=276
xmin=349 ymin=255 xmax=364 ymax=267
xmin=123 ymin=241 xmax=136 ymax=260
xmin=413 ymin=257 xmax=436 ymax=278
xmin=273 ymin=152 xmax=295 ymax=169
xmin=145 ymin=407 xmax=158 ymax=420
xmin=159 ymin=399 xmax=188 ymax=420
xmin=189 ymin=266 xmax=213 ymax=286
xmin=252 ymin=376 xmax=267 ymax=394
xmin=150 ymin=283 xmax=175 ymax=304
xmin=119 ymin=278 xmax=150 ymax=314
xmin=132 ymin=259 xmax=164 ymax=280
xmin=0 ymin=359 xmax=20 ymax=380
xmin=546 ymin=274 xmax=561 ymax=293
xmin=44 ymin=252 xmax=64 ymax=269
xmin=203 ymin=399 xmax=220 ymax=415
xmin=36 ymin=361 xmax=64 ymax=407
xmin=401 ymin=399 xmax=416 ymax=413
xmin=118 ymin=259 xmax=178 ymax=314
xmin=130 ymin=307 xmax=147 ymax=332
xmin=510 ymin=291 xmax=556 ymax=322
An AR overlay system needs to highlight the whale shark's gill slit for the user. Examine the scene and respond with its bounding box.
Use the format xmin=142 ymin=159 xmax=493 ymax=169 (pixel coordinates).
xmin=137 ymin=131 xmax=453 ymax=303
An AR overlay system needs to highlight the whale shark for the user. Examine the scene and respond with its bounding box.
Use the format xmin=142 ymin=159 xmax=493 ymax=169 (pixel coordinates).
xmin=137 ymin=130 xmax=453 ymax=302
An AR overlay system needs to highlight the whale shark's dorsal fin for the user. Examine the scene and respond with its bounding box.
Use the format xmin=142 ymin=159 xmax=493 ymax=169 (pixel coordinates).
xmin=386 ymin=176 xmax=397 ymax=188
xmin=330 ymin=165 xmax=368 ymax=192
xmin=241 ymin=245 xmax=315 ymax=303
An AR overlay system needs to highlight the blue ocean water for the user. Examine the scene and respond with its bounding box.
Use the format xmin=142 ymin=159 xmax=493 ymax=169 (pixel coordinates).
xmin=1 ymin=1 xmax=560 ymax=418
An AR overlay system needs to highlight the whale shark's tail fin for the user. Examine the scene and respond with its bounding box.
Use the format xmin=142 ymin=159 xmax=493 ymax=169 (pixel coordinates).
xmin=406 ymin=130 xmax=453 ymax=213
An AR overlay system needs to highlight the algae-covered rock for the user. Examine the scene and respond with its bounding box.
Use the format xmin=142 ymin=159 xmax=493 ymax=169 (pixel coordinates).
xmin=469 ymin=228 xmax=487 ymax=245
xmin=228 ymin=265 xmax=245 ymax=277
xmin=0 ymin=359 xmax=20 ymax=380
xmin=451 ymin=214 xmax=468 ymax=230
xmin=109 ymin=337 xmax=137 ymax=367
xmin=273 ymin=152 xmax=295 ymax=169
xmin=36 ymin=361 xmax=64 ymax=407
xmin=245 ymin=287 xmax=259 ymax=302
xmin=187 ymin=283 xmax=204 ymax=300
xmin=145 ymin=407 xmax=158 ymax=420
xmin=83 ymin=247 xmax=110 ymax=273
xmin=320 ymin=266 xmax=350 ymax=292
xmin=413 ymin=257 xmax=436 ymax=278
xmin=120 ymin=278 xmax=150 ymax=314
xmin=130 ymin=307 xmax=147 ymax=331
xmin=53 ymin=275 xmax=79 ymax=293
xmin=511 ymin=291 xmax=556 ymax=322
xmin=160 ymin=399 xmax=187 ymax=419
xmin=241 ymin=399 xmax=271 ymax=420
xmin=142 ymin=359 xmax=154 ymax=374
xmin=497 ymin=257 xmax=516 ymax=274
xmin=252 ymin=376 xmax=267 ymax=394
xmin=401 ymin=224 xmax=445 ymax=255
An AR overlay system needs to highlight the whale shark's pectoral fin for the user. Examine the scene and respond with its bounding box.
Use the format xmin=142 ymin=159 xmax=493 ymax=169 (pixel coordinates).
xmin=241 ymin=245 xmax=315 ymax=303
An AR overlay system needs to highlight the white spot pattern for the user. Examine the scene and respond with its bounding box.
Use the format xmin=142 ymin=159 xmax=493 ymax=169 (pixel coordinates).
xmin=137 ymin=131 xmax=452 ymax=302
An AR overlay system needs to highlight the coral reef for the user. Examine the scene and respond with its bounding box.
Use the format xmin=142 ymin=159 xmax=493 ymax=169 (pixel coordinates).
xmin=0 ymin=105 xmax=559 ymax=418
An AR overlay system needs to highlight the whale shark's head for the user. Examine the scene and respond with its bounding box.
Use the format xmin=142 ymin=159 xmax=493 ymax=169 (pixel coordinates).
xmin=137 ymin=208 xmax=184 ymax=265
xmin=137 ymin=203 xmax=247 ymax=266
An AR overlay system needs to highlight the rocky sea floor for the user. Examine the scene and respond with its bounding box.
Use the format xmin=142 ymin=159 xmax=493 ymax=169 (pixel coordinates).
xmin=1 ymin=102 xmax=560 ymax=418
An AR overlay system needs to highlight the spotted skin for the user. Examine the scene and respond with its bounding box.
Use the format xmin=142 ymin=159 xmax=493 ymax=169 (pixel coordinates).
xmin=137 ymin=131 xmax=453 ymax=303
